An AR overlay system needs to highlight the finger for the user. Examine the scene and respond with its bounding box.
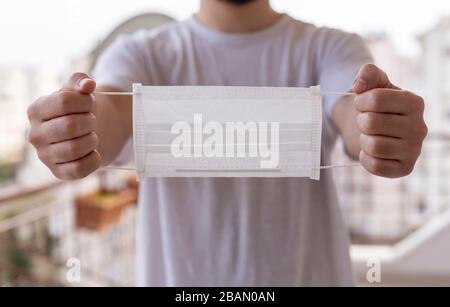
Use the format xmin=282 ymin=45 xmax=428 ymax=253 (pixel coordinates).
xmin=360 ymin=134 xmax=412 ymax=160
xmin=355 ymin=89 xmax=424 ymax=115
xmin=38 ymin=113 xmax=96 ymax=144
xmin=28 ymin=91 xmax=95 ymax=122
xmin=61 ymin=72 xmax=96 ymax=94
xmin=45 ymin=132 xmax=99 ymax=164
xmin=53 ymin=151 xmax=102 ymax=180
xmin=352 ymin=63 xmax=399 ymax=94
xmin=359 ymin=151 xmax=412 ymax=178
xmin=356 ymin=112 xmax=409 ymax=138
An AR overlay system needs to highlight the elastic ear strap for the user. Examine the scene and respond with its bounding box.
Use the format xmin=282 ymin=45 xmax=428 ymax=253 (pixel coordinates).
xmin=103 ymin=163 xmax=362 ymax=172
xmin=319 ymin=91 xmax=356 ymax=97
xmin=318 ymin=163 xmax=361 ymax=170
xmin=98 ymin=89 xmax=360 ymax=173
xmin=94 ymin=91 xmax=357 ymax=97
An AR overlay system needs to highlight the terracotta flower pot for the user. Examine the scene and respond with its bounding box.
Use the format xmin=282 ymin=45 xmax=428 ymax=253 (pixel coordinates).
xmin=74 ymin=189 xmax=137 ymax=231
xmin=126 ymin=175 xmax=139 ymax=206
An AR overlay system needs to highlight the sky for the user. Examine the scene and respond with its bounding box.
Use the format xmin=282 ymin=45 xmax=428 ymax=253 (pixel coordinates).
xmin=1 ymin=0 xmax=450 ymax=73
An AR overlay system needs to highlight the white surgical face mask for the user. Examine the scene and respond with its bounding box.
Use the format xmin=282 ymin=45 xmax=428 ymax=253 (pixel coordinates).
xmin=132 ymin=84 xmax=323 ymax=180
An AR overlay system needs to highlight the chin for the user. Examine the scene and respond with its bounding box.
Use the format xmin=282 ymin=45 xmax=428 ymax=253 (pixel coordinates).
xmin=220 ymin=0 xmax=257 ymax=5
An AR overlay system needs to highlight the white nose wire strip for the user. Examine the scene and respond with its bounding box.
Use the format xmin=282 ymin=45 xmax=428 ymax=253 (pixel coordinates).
xmin=95 ymin=89 xmax=360 ymax=173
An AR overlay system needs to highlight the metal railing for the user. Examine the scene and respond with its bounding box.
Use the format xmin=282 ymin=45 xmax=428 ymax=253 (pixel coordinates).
xmin=0 ymin=134 xmax=449 ymax=286
xmin=0 ymin=182 xmax=136 ymax=287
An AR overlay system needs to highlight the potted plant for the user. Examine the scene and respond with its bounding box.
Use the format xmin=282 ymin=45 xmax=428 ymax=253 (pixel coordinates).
xmin=126 ymin=175 xmax=139 ymax=205
xmin=74 ymin=172 xmax=137 ymax=231
xmin=0 ymin=135 xmax=27 ymax=184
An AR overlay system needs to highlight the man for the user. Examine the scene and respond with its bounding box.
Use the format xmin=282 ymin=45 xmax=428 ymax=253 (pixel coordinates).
xmin=27 ymin=0 xmax=427 ymax=286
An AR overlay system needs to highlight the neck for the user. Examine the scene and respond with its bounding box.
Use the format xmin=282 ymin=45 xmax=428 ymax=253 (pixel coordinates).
xmin=196 ymin=0 xmax=281 ymax=33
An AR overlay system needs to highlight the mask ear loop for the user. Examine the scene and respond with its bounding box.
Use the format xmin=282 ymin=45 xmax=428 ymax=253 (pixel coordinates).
xmin=94 ymin=91 xmax=358 ymax=97
xmin=318 ymin=163 xmax=361 ymax=170
xmin=95 ymin=91 xmax=362 ymax=173
xmin=103 ymin=163 xmax=362 ymax=172
xmin=103 ymin=162 xmax=363 ymax=173
xmin=314 ymin=91 xmax=361 ymax=170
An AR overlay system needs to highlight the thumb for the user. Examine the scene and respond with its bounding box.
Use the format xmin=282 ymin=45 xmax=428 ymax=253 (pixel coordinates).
xmin=352 ymin=64 xmax=399 ymax=94
xmin=61 ymin=72 xmax=96 ymax=94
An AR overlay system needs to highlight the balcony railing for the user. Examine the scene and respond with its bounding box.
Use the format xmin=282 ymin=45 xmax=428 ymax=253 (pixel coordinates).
xmin=0 ymin=178 xmax=136 ymax=287
xmin=0 ymin=134 xmax=449 ymax=286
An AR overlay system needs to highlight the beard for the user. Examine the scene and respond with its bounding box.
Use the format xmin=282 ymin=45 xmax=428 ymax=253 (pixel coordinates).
xmin=221 ymin=0 xmax=257 ymax=5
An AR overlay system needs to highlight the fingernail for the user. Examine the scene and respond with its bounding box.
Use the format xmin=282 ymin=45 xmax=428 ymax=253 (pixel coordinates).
xmin=355 ymin=78 xmax=368 ymax=91
xmin=78 ymin=78 xmax=89 ymax=87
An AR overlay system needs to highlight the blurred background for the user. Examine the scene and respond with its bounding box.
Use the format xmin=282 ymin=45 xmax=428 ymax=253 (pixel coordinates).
xmin=1 ymin=0 xmax=450 ymax=286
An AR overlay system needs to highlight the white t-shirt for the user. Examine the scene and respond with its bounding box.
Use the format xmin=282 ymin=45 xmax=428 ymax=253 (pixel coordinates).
xmin=93 ymin=14 xmax=372 ymax=287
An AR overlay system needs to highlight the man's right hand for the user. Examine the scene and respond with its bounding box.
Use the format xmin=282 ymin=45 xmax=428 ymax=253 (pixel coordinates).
xmin=27 ymin=73 xmax=102 ymax=180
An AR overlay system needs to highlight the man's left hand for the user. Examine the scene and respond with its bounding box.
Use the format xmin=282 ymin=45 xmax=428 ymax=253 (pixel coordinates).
xmin=352 ymin=64 xmax=428 ymax=178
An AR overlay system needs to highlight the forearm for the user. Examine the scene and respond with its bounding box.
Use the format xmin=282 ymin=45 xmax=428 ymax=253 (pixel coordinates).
xmin=95 ymin=86 xmax=132 ymax=166
xmin=331 ymin=96 xmax=360 ymax=159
